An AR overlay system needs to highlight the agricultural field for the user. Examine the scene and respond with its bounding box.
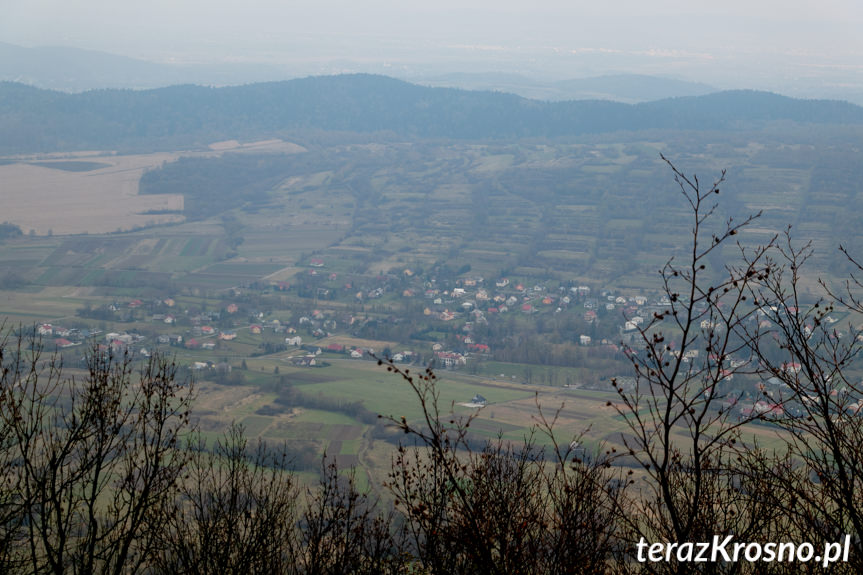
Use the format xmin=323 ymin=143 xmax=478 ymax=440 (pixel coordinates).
xmin=2 ymin=128 xmax=862 ymax=482
xmin=0 ymin=153 xmax=184 ymax=235
xmin=180 ymin=355 xmax=632 ymax=486
xmin=0 ymin=138 xmax=306 ymax=235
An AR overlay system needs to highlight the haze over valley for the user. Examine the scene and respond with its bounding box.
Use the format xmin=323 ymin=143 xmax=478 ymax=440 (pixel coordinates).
xmin=3 ymin=2 xmax=863 ymax=572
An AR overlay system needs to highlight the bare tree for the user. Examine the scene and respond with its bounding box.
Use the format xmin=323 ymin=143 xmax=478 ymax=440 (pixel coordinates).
xmin=155 ymin=423 xmax=300 ymax=574
xmin=0 ymin=335 xmax=193 ymax=575
xmin=609 ymin=158 xmax=787 ymax=573
xmin=301 ymin=458 xmax=407 ymax=575
xmin=740 ymin=231 xmax=863 ymax=571
xmin=0 ymin=327 xmax=29 ymax=571
xmin=379 ymin=359 xmax=625 ymax=574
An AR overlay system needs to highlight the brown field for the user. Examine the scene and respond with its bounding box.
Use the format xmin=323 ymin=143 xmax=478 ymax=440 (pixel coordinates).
xmin=1 ymin=139 xmax=307 ymax=235
xmin=208 ymin=139 xmax=306 ymax=154
xmin=0 ymin=154 xmax=184 ymax=235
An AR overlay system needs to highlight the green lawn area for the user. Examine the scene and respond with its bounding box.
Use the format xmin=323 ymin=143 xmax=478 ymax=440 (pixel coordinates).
xmin=292 ymin=409 xmax=361 ymax=425
xmin=292 ymin=361 xmax=537 ymax=423
xmin=339 ymin=439 xmax=362 ymax=455
xmin=240 ymin=415 xmax=274 ymax=436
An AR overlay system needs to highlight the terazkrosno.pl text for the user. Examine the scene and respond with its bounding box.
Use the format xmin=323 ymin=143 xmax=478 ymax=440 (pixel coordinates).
xmin=637 ymin=535 xmax=851 ymax=568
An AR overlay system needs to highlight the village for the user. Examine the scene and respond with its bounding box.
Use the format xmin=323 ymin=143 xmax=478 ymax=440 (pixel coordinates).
xmin=29 ymin=253 xmax=857 ymax=423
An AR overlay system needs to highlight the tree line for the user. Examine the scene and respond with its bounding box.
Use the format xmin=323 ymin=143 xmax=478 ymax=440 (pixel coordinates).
xmin=4 ymin=77 xmax=863 ymax=154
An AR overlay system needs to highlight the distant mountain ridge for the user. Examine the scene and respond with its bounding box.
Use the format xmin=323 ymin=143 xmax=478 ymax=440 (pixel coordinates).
xmin=1 ymin=74 xmax=862 ymax=154
xmin=418 ymin=72 xmax=717 ymax=103
xmin=0 ymin=42 xmax=285 ymax=92
xmin=0 ymin=42 xmax=716 ymax=102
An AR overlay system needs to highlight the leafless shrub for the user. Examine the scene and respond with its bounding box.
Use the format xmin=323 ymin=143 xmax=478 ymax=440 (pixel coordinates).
xmin=379 ymin=358 xmax=625 ymax=574
xmin=154 ymin=423 xmax=299 ymax=574
xmin=0 ymin=334 xmax=193 ymax=575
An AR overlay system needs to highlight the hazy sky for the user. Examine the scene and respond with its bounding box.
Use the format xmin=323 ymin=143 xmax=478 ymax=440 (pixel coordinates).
xmin=2 ymin=0 xmax=862 ymax=91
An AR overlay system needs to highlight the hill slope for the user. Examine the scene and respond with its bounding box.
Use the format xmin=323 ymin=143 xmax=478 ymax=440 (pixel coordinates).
xmin=1 ymin=75 xmax=862 ymax=153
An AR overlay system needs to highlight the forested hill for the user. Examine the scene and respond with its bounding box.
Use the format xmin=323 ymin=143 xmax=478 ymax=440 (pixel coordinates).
xmin=2 ymin=74 xmax=863 ymax=153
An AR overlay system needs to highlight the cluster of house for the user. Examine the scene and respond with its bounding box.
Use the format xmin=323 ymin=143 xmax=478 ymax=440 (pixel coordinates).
xmin=38 ymin=323 xmax=75 ymax=344
xmin=37 ymin=323 xmax=91 ymax=349
xmin=39 ymin=324 xmax=153 ymax=357
xmin=289 ymin=342 xmax=418 ymax=365
xmin=287 ymin=343 xmax=385 ymax=367
xmin=418 ymin=277 xmax=590 ymax=317
xmin=434 ymin=351 xmax=467 ymax=368
xmin=102 ymin=331 xmax=147 ymax=353
xmin=317 ymin=343 xmax=363 ymax=358
xmin=189 ymin=361 xmax=233 ymax=374
xmin=407 ymin=275 xmax=680 ymax=349
xmin=84 ymin=275 xmax=656 ymax=366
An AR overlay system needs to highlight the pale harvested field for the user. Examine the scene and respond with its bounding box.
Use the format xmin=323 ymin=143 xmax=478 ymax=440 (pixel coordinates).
xmin=261 ymin=265 xmax=303 ymax=282
xmin=208 ymin=139 xmax=306 ymax=154
xmin=1 ymin=139 xmax=307 ymax=235
xmin=0 ymin=154 xmax=184 ymax=235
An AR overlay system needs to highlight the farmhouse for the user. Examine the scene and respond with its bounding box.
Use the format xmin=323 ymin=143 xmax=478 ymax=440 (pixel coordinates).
xmin=292 ymin=355 xmax=317 ymax=367
xmin=434 ymin=351 xmax=466 ymax=368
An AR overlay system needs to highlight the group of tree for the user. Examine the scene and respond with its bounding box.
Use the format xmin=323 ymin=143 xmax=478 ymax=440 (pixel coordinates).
xmin=0 ymin=223 xmax=22 ymax=242
xmin=4 ymin=77 xmax=863 ymax=154
xmin=5 ymin=160 xmax=863 ymax=573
